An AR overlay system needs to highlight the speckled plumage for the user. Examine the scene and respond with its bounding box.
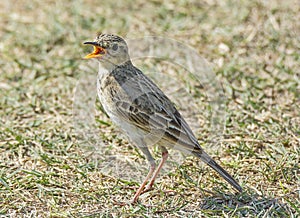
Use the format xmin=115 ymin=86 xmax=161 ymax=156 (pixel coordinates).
xmin=84 ymin=34 xmax=242 ymax=203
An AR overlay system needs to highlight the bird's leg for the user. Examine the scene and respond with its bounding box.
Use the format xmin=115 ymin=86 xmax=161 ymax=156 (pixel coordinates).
xmin=143 ymin=146 xmax=168 ymax=193
xmin=131 ymin=160 xmax=156 ymax=203
xmin=131 ymin=146 xmax=156 ymax=204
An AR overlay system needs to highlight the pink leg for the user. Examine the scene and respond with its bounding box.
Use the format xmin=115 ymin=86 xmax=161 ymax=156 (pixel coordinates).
xmin=131 ymin=161 xmax=156 ymax=203
xmin=144 ymin=146 xmax=168 ymax=191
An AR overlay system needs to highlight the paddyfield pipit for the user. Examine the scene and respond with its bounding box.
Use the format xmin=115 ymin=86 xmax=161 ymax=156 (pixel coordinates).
xmin=83 ymin=33 xmax=242 ymax=203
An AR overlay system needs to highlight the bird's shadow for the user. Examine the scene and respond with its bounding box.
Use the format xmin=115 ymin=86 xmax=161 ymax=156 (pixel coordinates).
xmin=185 ymin=188 xmax=295 ymax=217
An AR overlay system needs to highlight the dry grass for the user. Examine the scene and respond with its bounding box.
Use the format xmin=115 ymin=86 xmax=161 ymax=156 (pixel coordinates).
xmin=0 ymin=0 xmax=299 ymax=217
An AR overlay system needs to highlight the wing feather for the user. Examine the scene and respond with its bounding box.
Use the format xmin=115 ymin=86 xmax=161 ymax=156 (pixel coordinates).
xmin=111 ymin=66 xmax=202 ymax=153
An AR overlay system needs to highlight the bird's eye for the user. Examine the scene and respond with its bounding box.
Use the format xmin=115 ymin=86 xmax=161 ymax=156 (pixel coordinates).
xmin=112 ymin=43 xmax=118 ymax=51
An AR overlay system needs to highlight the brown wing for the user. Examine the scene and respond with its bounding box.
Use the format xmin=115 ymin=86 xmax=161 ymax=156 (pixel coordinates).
xmin=111 ymin=66 xmax=202 ymax=153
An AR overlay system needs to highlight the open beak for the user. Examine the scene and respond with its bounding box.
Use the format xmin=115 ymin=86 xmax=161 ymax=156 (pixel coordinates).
xmin=83 ymin=41 xmax=106 ymax=59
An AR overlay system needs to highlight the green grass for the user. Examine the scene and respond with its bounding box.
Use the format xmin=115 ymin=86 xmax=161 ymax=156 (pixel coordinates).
xmin=0 ymin=0 xmax=299 ymax=217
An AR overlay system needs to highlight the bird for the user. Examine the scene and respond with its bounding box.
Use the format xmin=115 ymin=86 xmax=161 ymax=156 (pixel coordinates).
xmin=83 ymin=33 xmax=242 ymax=203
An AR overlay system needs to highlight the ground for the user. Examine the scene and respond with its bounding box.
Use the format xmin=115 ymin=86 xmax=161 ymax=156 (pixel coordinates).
xmin=0 ymin=0 xmax=299 ymax=217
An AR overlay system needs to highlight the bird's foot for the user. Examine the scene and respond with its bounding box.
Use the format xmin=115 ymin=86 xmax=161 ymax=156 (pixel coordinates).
xmin=140 ymin=186 xmax=154 ymax=194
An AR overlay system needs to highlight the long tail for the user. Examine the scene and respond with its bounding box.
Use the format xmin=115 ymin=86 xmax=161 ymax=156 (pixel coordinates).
xmin=193 ymin=150 xmax=242 ymax=192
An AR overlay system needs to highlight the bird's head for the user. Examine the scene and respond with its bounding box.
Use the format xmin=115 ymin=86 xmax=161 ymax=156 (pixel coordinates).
xmin=84 ymin=34 xmax=130 ymax=66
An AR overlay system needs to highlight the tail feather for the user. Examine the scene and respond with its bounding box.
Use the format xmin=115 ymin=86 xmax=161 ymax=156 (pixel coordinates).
xmin=193 ymin=151 xmax=242 ymax=192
